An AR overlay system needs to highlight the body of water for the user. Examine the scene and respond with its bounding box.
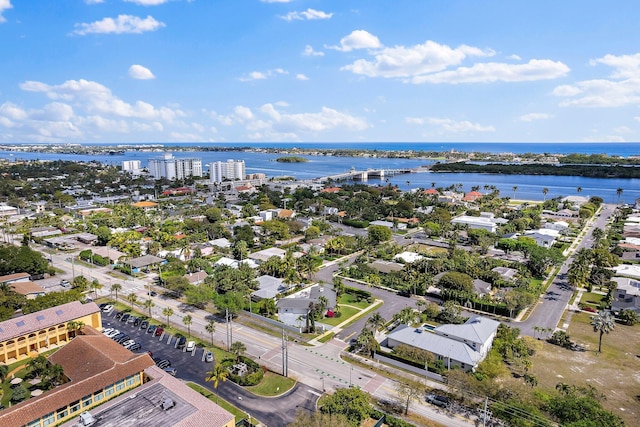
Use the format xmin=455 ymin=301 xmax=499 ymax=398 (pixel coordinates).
xmin=1 ymin=143 xmax=638 ymax=203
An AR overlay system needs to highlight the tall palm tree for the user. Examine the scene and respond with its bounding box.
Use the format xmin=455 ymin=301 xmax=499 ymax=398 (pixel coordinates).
xmin=143 ymin=299 xmax=155 ymax=319
xmin=90 ymin=279 xmax=102 ymax=299
xmin=512 ymin=186 xmax=518 ymax=199
xmin=66 ymin=320 xmax=84 ymax=338
xmin=590 ymin=311 xmax=615 ymax=353
xmin=205 ymin=320 xmax=216 ymax=346
xmin=182 ymin=315 xmax=193 ymax=337
xmin=126 ymin=292 xmax=138 ymax=310
xmin=616 ymin=187 xmax=623 ymax=203
xmin=366 ymin=312 xmax=386 ymax=332
xmin=542 ymin=187 xmax=549 ymax=201
xmin=111 ymin=283 xmax=122 ymax=303
xmin=230 ymin=341 xmax=246 ymax=361
xmin=0 ymin=364 xmax=8 ymax=383
xmin=206 ymin=363 xmax=228 ymax=404
xmin=162 ymin=307 xmax=174 ymax=327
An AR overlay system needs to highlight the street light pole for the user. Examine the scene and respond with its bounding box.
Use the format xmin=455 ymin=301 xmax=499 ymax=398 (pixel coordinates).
xmin=349 ymin=366 xmax=353 ymax=387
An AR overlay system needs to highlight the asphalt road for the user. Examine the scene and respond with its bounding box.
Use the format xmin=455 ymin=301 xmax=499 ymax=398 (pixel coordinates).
xmin=519 ymin=204 xmax=617 ymax=337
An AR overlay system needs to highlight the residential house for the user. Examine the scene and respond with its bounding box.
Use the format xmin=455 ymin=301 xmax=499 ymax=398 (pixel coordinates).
xmin=370 ymin=220 xmax=406 ymax=230
xmin=277 ymin=285 xmax=337 ymax=326
xmin=524 ymin=228 xmax=560 ymax=248
xmin=613 ymin=264 xmax=640 ymax=280
xmin=543 ymin=221 xmax=570 ymax=233
xmin=184 ymin=271 xmax=208 ymax=285
xmin=611 ymin=277 xmax=640 ymax=313
xmin=386 ymin=316 xmax=500 ymax=371
xmin=451 ymin=213 xmax=506 ymax=233
xmin=248 ymin=247 xmax=286 ymax=264
xmin=123 ymin=255 xmax=167 ymax=274
xmin=393 ymin=251 xmax=425 ymax=264
xmin=252 ymin=275 xmax=291 ymax=300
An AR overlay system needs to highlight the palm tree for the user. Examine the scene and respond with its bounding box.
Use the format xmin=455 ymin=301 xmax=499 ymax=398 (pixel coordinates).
xmin=542 ymin=187 xmax=549 ymax=201
xmin=366 ymin=312 xmax=386 ymax=332
xmin=43 ymin=364 xmax=65 ymax=389
xmin=143 ymin=299 xmax=155 ymax=318
xmin=616 ymin=187 xmax=623 ymax=203
xmin=162 ymin=307 xmax=174 ymax=327
xmin=66 ymin=320 xmax=84 ymax=338
xmin=126 ymin=292 xmax=137 ymax=310
xmin=230 ymin=341 xmax=246 ymax=361
xmin=182 ymin=315 xmax=193 ymax=337
xmin=111 ymin=283 xmax=122 ymax=303
xmin=205 ymin=320 xmax=216 ymax=346
xmin=90 ymin=279 xmax=102 ymax=299
xmin=590 ymin=311 xmax=615 ymax=353
xmin=512 ymin=186 xmax=518 ymax=199
xmin=0 ymin=364 xmax=8 ymax=383
xmin=206 ymin=363 xmax=228 ymax=404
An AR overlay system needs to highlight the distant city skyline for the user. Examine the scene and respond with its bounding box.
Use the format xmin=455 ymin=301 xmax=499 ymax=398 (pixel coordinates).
xmin=0 ymin=1 xmax=639 ymax=143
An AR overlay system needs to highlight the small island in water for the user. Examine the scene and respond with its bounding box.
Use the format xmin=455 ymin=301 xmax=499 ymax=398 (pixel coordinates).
xmin=275 ymin=156 xmax=308 ymax=163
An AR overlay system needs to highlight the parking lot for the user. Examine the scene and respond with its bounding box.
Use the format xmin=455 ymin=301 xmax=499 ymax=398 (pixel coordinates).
xmin=101 ymin=309 xmax=214 ymax=382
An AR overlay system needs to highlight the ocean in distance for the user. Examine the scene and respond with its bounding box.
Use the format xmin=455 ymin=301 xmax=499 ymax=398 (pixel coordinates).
xmin=1 ymin=142 xmax=639 ymax=203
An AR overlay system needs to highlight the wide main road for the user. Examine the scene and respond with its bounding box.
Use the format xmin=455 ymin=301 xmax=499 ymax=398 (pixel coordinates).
xmin=519 ymin=203 xmax=618 ymax=337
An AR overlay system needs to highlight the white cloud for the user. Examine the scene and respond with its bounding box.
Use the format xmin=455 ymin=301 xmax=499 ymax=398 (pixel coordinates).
xmin=124 ymin=0 xmax=170 ymax=5
xmin=555 ymin=53 xmax=640 ymax=108
xmin=0 ymin=102 xmax=27 ymax=120
xmin=411 ymin=59 xmax=568 ymax=84
xmin=509 ymin=54 xmax=521 ymax=61
xmin=426 ymin=117 xmax=495 ymax=133
xmin=343 ymin=39 xmax=496 ymax=78
xmin=85 ymin=0 xmax=104 ymax=4
xmin=239 ymin=68 xmax=288 ymax=81
xmin=280 ymin=8 xmax=333 ymax=22
xmin=295 ymin=73 xmax=309 ymax=81
xmin=0 ymin=0 xmax=12 ymax=23
xmin=614 ymin=126 xmax=633 ymax=134
xmin=303 ymin=45 xmax=324 ymax=57
xmin=128 ymin=64 xmax=156 ymax=80
xmin=635 ymin=116 xmax=640 ymax=122
xmin=405 ymin=117 xmax=425 ymax=125
xmin=583 ymin=134 xmax=626 ymax=143
xmin=72 ymin=15 xmax=165 ymax=35
xmin=328 ymin=30 xmax=381 ymax=52
xmin=519 ymin=113 xmax=553 ymax=122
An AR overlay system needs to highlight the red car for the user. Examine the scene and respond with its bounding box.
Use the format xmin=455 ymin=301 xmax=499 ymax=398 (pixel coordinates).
xmin=154 ymin=327 xmax=164 ymax=337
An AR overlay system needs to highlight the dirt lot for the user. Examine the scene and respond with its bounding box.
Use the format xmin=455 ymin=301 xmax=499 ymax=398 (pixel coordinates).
xmin=529 ymin=312 xmax=640 ymax=426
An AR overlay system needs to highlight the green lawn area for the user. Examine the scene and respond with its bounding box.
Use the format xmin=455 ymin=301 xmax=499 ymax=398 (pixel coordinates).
xmin=581 ymin=291 xmax=604 ymax=306
xmin=338 ymin=293 xmax=371 ymax=309
xmin=187 ymin=382 xmax=248 ymax=422
xmin=245 ymin=371 xmax=295 ymax=396
xmin=321 ymin=306 xmax=360 ymax=326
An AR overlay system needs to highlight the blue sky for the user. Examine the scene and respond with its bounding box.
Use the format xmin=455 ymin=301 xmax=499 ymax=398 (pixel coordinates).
xmin=0 ymin=0 xmax=639 ymax=144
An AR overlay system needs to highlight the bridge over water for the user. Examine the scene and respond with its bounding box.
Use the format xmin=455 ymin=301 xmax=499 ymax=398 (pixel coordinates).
xmin=313 ymin=167 xmax=414 ymax=183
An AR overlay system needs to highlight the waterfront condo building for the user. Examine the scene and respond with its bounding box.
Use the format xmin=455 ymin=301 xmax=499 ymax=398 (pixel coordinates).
xmin=148 ymin=153 xmax=203 ymax=180
xmin=209 ymin=159 xmax=246 ymax=183
xmin=121 ymin=160 xmax=142 ymax=175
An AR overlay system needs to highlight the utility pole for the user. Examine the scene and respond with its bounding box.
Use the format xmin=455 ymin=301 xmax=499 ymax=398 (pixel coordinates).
xmin=282 ymin=329 xmax=288 ymax=377
xmin=481 ymin=397 xmax=490 ymax=427
xmin=226 ymin=309 xmax=231 ymax=351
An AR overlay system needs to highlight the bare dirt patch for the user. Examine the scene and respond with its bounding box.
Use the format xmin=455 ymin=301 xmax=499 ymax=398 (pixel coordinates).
xmin=530 ymin=312 xmax=640 ymax=426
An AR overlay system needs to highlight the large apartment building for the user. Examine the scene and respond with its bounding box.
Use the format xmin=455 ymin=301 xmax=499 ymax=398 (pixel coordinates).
xmin=209 ymin=159 xmax=246 ymax=183
xmin=148 ymin=153 xmax=203 ymax=180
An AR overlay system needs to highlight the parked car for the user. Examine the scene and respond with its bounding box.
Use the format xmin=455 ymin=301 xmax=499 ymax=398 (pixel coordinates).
xmin=163 ymin=367 xmax=177 ymax=376
xmin=186 ymin=341 xmax=196 ymax=352
xmin=176 ymin=336 xmax=186 ymax=348
xmin=102 ymin=327 xmax=115 ymax=335
xmin=157 ymin=359 xmax=171 ymax=369
xmin=102 ymin=304 xmax=114 ymax=314
xmin=114 ymin=311 xmax=123 ymax=320
xmin=116 ymin=335 xmax=131 ymax=344
xmin=99 ymin=303 xmax=107 ymax=310
xmin=140 ymin=320 xmax=149 ymax=330
xmin=426 ymin=394 xmax=449 ymax=408
xmin=128 ymin=343 xmax=142 ymax=351
xmin=112 ymin=333 xmax=126 ymax=341
xmin=121 ymin=313 xmax=130 ymax=323
xmin=122 ymin=340 xmax=136 ymax=349
xmin=127 ymin=316 xmax=137 ymax=324
xmin=147 ymin=325 xmax=157 ymax=334
xmin=60 ymin=279 xmax=71 ymax=288
xmin=154 ymin=327 xmax=164 ymax=337
xmin=205 ymin=352 xmax=214 ymax=363
xmin=148 ymin=290 xmax=157 ymax=297
xmin=147 ymin=351 xmax=153 ymax=358
xmin=133 ymin=317 xmax=141 ymax=327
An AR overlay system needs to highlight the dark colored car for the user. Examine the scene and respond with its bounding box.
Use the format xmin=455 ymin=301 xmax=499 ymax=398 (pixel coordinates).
xmin=98 ymin=303 xmax=107 ymax=310
xmin=140 ymin=320 xmax=149 ymax=330
xmin=175 ymin=336 xmax=186 ymax=348
xmin=121 ymin=313 xmax=130 ymax=322
xmin=133 ymin=317 xmax=141 ymax=327
xmin=156 ymin=359 xmax=171 ymax=369
xmin=147 ymin=325 xmax=157 ymax=334
xmin=147 ymin=351 xmax=153 ymax=358
xmin=116 ymin=335 xmax=131 ymax=344
xmin=129 ymin=343 xmax=142 ymax=351
xmin=426 ymin=394 xmax=449 ymax=407
xmin=112 ymin=333 xmax=125 ymax=341
xmin=114 ymin=311 xmax=123 ymax=320
xmin=148 ymin=291 xmax=157 ymax=297
xmin=154 ymin=327 xmax=164 ymax=337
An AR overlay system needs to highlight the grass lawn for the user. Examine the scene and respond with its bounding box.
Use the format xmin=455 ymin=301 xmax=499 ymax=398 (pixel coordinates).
xmin=245 ymin=371 xmax=296 ymax=396
xmin=321 ymin=306 xmax=360 ymax=326
xmin=529 ymin=312 xmax=640 ymax=426
xmin=187 ymin=382 xmax=248 ymax=422
xmin=338 ymin=293 xmax=371 ymax=309
xmin=581 ymin=292 xmax=604 ymax=306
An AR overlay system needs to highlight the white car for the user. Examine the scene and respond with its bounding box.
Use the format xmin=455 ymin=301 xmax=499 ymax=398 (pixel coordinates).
xmin=102 ymin=327 xmax=115 ymax=335
xmin=123 ymin=341 xmax=138 ymax=350
xmin=121 ymin=339 xmax=135 ymax=348
xmin=102 ymin=304 xmax=114 ymax=314
xmin=186 ymin=341 xmax=196 ymax=352
xmin=105 ymin=329 xmax=120 ymax=338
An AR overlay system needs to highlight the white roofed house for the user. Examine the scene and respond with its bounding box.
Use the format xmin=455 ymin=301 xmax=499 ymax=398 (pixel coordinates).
xmin=523 ymin=228 xmax=560 ymax=248
xmin=386 ymin=316 xmax=500 ymax=371
xmin=611 ymin=277 xmax=640 ymax=313
xmin=451 ymin=213 xmax=507 ymax=233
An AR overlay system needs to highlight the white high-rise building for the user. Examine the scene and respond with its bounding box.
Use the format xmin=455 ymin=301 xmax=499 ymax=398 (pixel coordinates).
xmin=121 ymin=160 xmax=141 ymax=175
xmin=209 ymin=159 xmax=246 ymax=183
xmin=148 ymin=153 xmax=203 ymax=180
